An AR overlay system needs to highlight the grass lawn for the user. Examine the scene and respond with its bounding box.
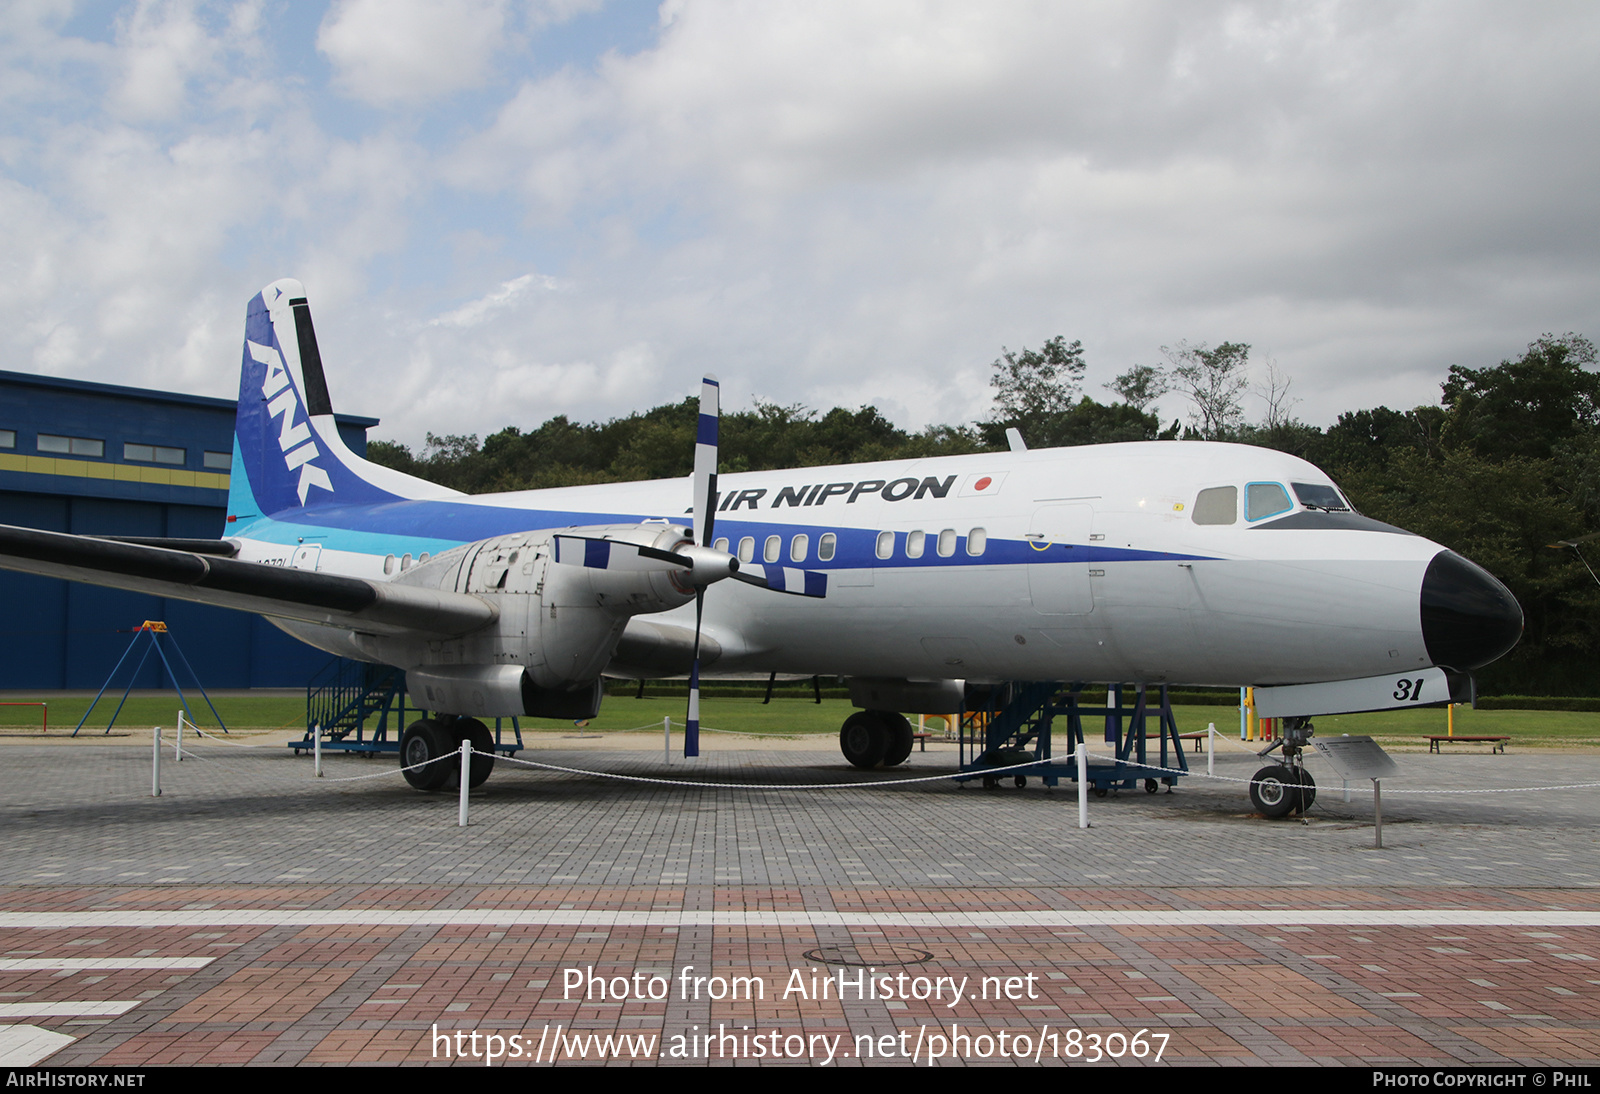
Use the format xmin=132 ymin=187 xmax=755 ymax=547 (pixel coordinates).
xmin=5 ymin=692 xmax=1596 ymax=749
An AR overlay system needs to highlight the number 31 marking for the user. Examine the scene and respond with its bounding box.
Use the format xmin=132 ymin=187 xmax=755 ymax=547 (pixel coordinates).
xmin=1393 ymin=677 xmax=1426 ymax=701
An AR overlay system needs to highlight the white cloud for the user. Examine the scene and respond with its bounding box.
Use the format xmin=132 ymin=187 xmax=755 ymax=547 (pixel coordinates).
xmin=317 ymin=0 xmax=510 ymax=106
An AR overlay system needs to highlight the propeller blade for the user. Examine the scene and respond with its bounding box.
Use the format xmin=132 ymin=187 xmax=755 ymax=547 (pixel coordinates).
xmin=693 ymin=376 xmax=719 ymax=548
xmin=551 ymin=536 xmax=691 ymax=572
xmin=685 ymin=590 xmax=704 ymax=758
xmin=730 ymin=563 xmax=829 ymax=598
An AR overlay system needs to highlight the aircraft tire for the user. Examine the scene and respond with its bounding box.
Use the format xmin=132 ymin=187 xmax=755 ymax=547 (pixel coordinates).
xmin=840 ymin=712 xmax=889 ymax=769
xmin=1250 ymin=764 xmax=1297 ymax=818
xmin=446 ymin=717 xmax=497 ymax=789
xmin=1289 ymin=767 xmax=1316 ymax=814
xmin=400 ymin=719 xmax=453 ymax=791
xmin=880 ymin=712 xmax=915 ymax=767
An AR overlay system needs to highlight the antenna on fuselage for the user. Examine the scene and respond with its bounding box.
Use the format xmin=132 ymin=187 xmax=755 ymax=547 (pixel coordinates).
xmin=1005 ymin=428 xmax=1027 ymax=452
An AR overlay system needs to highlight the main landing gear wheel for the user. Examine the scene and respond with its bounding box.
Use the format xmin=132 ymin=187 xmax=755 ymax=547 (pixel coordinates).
xmin=880 ymin=712 xmax=915 ymax=768
xmin=446 ymin=717 xmax=496 ymax=788
xmin=840 ymin=711 xmax=888 ymax=769
xmin=1250 ymin=764 xmax=1297 ymax=819
xmin=400 ymin=718 xmax=452 ymax=791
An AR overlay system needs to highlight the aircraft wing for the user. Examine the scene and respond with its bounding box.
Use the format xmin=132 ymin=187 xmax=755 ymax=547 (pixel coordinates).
xmin=0 ymin=523 xmax=496 ymax=638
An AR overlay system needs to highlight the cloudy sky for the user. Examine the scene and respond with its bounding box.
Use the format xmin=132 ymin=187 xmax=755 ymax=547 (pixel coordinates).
xmin=3 ymin=1 xmax=1597 ymax=448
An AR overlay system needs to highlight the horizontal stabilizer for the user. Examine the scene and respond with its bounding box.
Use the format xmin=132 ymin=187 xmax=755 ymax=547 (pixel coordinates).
xmin=0 ymin=524 xmax=495 ymax=638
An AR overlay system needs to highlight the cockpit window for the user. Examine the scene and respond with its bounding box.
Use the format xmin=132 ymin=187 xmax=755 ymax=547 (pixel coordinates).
xmin=1291 ymin=482 xmax=1350 ymax=512
xmin=1246 ymin=482 xmax=1293 ymax=521
xmin=1192 ymin=486 xmax=1237 ymax=525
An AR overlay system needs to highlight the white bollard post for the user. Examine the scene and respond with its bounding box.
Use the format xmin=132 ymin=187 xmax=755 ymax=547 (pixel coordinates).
xmin=1372 ymin=778 xmax=1382 ymax=849
xmin=314 ymin=721 xmax=323 ymax=778
xmin=1076 ymin=740 xmax=1089 ymax=829
xmin=151 ymin=726 xmax=161 ymax=797
xmin=175 ymin=710 xmax=183 ymax=762
xmin=458 ymin=739 xmax=471 ymax=826
xmin=664 ymin=716 xmax=671 ymax=765
xmin=1207 ymin=722 xmax=1215 ymax=777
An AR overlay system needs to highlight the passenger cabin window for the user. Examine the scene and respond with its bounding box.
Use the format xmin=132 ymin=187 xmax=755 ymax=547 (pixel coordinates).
xmin=937 ymin=529 xmax=957 ymax=557
xmin=967 ymin=528 xmax=987 ymax=556
xmin=875 ymin=531 xmax=895 ymax=559
xmin=400 ymin=553 xmax=413 ymax=570
xmin=1246 ymin=482 xmax=1292 ymax=522
xmin=1192 ymin=486 xmax=1237 ymax=525
xmin=905 ymin=530 xmax=926 ymax=558
xmin=763 ymin=535 xmax=781 ymax=563
xmin=818 ymin=533 xmax=836 ymax=561
xmin=1291 ymin=482 xmax=1350 ymax=512
xmin=737 ymin=537 xmax=755 ymax=562
xmin=790 ymin=534 xmax=809 ymax=562
xmin=713 ymin=537 xmax=729 ymax=553
xmin=384 ymin=554 xmax=396 ymax=575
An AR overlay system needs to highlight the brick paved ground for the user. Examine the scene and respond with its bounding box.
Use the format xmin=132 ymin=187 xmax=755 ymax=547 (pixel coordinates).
xmin=1 ymin=737 xmax=1598 ymax=1066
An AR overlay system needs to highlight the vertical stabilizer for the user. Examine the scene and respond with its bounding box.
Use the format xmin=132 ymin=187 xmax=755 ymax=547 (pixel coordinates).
xmin=227 ymin=279 xmax=459 ymax=523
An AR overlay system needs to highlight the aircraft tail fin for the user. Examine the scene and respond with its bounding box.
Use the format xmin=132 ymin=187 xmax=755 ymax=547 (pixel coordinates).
xmin=227 ymin=279 xmax=458 ymax=523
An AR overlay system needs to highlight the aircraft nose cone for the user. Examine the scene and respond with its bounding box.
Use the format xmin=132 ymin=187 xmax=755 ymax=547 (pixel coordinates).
xmin=1420 ymin=550 xmax=1523 ymax=670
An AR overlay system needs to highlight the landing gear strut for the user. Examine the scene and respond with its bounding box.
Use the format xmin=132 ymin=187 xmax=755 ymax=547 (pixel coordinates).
xmin=1251 ymin=716 xmax=1316 ymax=819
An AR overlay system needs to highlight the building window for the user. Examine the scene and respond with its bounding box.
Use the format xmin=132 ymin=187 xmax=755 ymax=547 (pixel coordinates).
xmin=203 ymin=451 xmax=231 ymax=470
xmin=124 ymin=443 xmax=186 ymax=465
xmin=0 ymin=429 xmax=14 ymax=449
xmin=37 ymin=434 xmax=103 ymax=458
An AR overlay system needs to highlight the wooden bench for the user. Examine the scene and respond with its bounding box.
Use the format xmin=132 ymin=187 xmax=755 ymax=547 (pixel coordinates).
xmin=1428 ymin=735 xmax=1509 ymax=754
xmin=912 ymin=731 xmax=932 ymax=752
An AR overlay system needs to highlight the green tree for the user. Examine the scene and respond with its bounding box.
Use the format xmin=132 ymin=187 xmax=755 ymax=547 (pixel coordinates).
xmin=989 ymin=336 xmax=1084 ymax=424
xmin=1441 ymin=334 xmax=1600 ymax=461
xmin=1163 ymin=340 xmax=1250 ymax=439
xmin=1105 ymin=363 xmax=1170 ymax=412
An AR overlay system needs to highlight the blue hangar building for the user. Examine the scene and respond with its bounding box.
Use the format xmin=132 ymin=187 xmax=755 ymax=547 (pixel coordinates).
xmin=0 ymin=369 xmax=377 ymax=689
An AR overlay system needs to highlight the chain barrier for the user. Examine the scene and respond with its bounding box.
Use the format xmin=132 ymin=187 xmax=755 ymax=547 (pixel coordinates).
xmin=139 ymin=725 xmax=1600 ymax=798
xmin=1084 ymin=749 xmax=1600 ymax=795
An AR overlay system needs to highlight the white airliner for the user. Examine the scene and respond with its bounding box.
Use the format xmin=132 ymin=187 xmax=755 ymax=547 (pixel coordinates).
xmin=0 ymin=279 xmax=1523 ymax=810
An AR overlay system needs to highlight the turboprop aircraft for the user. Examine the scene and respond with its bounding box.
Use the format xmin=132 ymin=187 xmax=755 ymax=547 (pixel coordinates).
xmin=0 ymin=279 xmax=1524 ymax=805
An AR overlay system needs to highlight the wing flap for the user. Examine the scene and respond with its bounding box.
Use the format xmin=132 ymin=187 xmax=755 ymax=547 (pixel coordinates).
xmin=0 ymin=523 xmax=495 ymax=637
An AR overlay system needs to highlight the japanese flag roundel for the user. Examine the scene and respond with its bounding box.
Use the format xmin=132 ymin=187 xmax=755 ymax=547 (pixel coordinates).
xmin=958 ymin=472 xmax=1007 ymax=497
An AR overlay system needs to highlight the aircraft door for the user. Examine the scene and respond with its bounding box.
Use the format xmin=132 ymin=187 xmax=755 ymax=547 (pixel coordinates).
xmin=1027 ymin=503 xmax=1094 ymax=615
xmin=290 ymin=544 xmax=322 ymax=571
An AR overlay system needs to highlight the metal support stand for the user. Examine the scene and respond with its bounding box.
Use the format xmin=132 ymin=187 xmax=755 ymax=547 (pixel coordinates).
xmin=74 ymin=622 xmax=227 ymax=736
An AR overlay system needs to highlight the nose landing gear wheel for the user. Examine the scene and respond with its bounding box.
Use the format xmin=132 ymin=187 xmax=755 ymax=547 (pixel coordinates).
xmin=1250 ymin=764 xmax=1297 ymax=818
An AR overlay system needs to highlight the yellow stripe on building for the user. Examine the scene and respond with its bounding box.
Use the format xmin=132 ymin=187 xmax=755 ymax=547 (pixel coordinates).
xmin=0 ymin=452 xmax=227 ymax=490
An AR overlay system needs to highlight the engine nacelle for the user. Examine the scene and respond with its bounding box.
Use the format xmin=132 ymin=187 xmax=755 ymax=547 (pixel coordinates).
xmin=352 ymin=522 xmax=697 ymax=717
